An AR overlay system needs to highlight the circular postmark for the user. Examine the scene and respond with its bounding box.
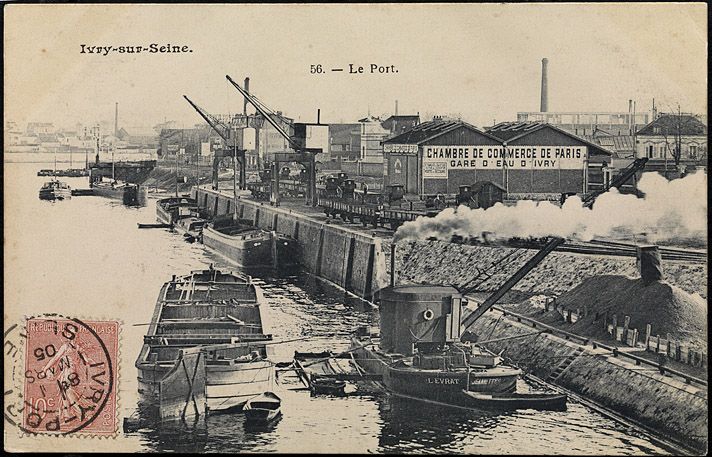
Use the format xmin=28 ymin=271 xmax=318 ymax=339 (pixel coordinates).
xmin=4 ymin=313 xmax=118 ymax=435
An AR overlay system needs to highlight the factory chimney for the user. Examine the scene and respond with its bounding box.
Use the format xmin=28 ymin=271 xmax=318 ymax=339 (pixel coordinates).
xmin=395 ymin=100 xmax=399 ymax=116
xmin=114 ymin=102 xmax=118 ymax=136
xmin=540 ymin=58 xmax=549 ymax=112
xmin=636 ymin=245 xmax=664 ymax=284
xmin=243 ymin=77 xmax=250 ymax=115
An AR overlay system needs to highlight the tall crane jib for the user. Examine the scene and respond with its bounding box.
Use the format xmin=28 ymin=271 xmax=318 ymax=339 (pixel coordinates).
xmin=225 ymin=75 xmax=320 ymax=207
xmin=183 ymin=95 xmax=246 ymax=191
xmin=460 ymin=157 xmax=649 ymax=334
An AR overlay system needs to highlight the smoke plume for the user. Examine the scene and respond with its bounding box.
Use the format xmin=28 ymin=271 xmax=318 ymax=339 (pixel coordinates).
xmin=394 ymin=172 xmax=707 ymax=244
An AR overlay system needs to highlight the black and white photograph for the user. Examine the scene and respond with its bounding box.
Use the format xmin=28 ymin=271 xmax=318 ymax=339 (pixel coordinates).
xmin=3 ymin=2 xmax=707 ymax=454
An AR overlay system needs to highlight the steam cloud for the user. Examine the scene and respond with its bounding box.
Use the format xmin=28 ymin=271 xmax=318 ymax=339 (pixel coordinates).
xmin=394 ymin=172 xmax=707 ymax=243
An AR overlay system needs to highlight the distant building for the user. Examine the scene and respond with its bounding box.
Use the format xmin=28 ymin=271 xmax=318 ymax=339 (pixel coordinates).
xmin=328 ymin=123 xmax=361 ymax=167
xmin=358 ymin=116 xmax=390 ymax=164
xmin=380 ymin=115 xmax=420 ymax=138
xmin=582 ymin=129 xmax=636 ymax=159
xmin=26 ymin=122 xmax=55 ymax=135
xmin=383 ymin=119 xmax=613 ymax=199
xmin=517 ymin=111 xmax=649 ymax=137
xmin=635 ymin=113 xmax=707 ymax=162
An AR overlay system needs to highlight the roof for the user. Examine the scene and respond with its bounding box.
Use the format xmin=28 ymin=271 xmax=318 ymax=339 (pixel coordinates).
xmin=381 ymin=115 xmax=420 ymax=123
xmin=383 ymin=119 xmax=500 ymax=145
xmin=486 ymin=121 xmax=612 ymax=156
xmin=582 ymin=130 xmax=635 ymax=158
xmin=472 ymin=181 xmax=507 ymax=192
xmin=357 ymin=115 xmax=382 ymax=123
xmin=636 ymin=114 xmax=707 ymax=136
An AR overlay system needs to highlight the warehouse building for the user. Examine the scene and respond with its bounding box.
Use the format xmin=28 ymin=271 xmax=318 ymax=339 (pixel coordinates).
xmin=382 ymin=119 xmax=612 ymax=200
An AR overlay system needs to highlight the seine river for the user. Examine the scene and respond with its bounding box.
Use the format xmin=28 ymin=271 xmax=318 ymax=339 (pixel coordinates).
xmin=5 ymin=161 xmax=673 ymax=454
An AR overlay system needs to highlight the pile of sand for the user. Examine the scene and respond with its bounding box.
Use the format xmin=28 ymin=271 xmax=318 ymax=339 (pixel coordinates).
xmin=556 ymin=275 xmax=707 ymax=347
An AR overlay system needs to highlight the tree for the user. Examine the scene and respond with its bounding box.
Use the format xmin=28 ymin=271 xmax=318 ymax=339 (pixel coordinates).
xmin=657 ymin=106 xmax=704 ymax=169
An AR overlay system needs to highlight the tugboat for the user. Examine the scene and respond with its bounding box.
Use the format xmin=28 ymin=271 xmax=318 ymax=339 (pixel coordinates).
xmin=350 ymin=242 xmax=567 ymax=411
xmin=351 ymin=285 xmax=522 ymax=403
xmin=38 ymin=150 xmax=72 ymax=200
xmin=38 ymin=180 xmax=72 ymax=200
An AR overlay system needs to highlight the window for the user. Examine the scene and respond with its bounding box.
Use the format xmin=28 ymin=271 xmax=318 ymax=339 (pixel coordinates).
xmin=689 ymin=145 xmax=698 ymax=159
xmin=646 ymin=144 xmax=654 ymax=158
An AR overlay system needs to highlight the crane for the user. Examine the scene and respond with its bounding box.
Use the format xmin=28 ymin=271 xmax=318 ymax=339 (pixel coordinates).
xmin=183 ymin=95 xmax=246 ymax=191
xmin=226 ymin=75 xmax=320 ymax=207
xmin=460 ymin=157 xmax=649 ymax=332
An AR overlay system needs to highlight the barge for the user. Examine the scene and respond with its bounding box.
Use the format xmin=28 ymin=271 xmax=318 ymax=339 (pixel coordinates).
xmin=135 ymin=266 xmax=275 ymax=420
xmin=156 ymin=196 xmax=200 ymax=225
xmin=201 ymin=217 xmax=299 ymax=271
xmin=91 ymin=179 xmax=147 ymax=206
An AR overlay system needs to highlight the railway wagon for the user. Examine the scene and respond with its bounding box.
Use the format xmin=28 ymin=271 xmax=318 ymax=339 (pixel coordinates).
xmin=318 ymin=196 xmax=438 ymax=230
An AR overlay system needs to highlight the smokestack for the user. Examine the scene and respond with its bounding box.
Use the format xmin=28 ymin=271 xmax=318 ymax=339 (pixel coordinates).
xmin=637 ymin=245 xmax=664 ymax=284
xmin=540 ymin=58 xmax=549 ymax=112
xmin=317 ymin=109 xmax=321 ymax=124
xmin=114 ymin=102 xmax=118 ymax=136
xmin=390 ymin=243 xmax=397 ymax=287
xmin=243 ymin=77 xmax=250 ymax=115
xmin=395 ymin=100 xmax=399 ymax=116
xmin=652 ymin=98 xmax=657 ymax=120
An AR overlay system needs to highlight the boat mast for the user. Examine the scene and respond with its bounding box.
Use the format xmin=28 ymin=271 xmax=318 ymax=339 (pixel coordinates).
xmin=233 ymin=130 xmax=238 ymax=219
xmin=176 ymin=127 xmax=182 ymax=197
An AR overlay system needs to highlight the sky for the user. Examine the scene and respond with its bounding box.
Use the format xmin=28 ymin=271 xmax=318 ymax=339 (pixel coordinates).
xmin=4 ymin=3 xmax=707 ymax=131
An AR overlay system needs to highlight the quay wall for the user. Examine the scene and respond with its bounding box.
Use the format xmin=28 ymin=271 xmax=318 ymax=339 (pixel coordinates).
xmin=470 ymin=311 xmax=708 ymax=453
xmin=193 ymin=187 xmax=388 ymax=300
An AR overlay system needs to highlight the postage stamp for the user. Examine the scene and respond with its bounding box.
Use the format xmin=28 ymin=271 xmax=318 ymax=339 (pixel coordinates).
xmin=20 ymin=316 xmax=119 ymax=435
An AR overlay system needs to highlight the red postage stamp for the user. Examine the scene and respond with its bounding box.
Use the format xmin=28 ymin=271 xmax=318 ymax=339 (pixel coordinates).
xmin=22 ymin=316 xmax=119 ymax=435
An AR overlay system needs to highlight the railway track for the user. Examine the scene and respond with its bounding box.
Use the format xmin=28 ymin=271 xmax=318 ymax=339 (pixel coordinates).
xmin=560 ymin=239 xmax=707 ymax=263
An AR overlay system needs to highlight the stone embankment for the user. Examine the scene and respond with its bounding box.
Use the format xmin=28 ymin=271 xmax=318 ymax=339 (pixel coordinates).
xmin=389 ymin=240 xmax=706 ymax=299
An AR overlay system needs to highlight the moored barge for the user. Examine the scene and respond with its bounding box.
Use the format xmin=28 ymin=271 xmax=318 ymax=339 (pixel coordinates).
xmin=135 ymin=266 xmax=275 ymax=420
xmin=156 ymin=196 xmax=199 ymax=225
xmin=92 ymin=180 xmax=147 ymax=206
xmin=202 ymin=217 xmax=299 ymax=271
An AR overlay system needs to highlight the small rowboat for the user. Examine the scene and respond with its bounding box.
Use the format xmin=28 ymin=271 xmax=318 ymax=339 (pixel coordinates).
xmin=462 ymin=390 xmax=567 ymax=411
xmin=310 ymin=377 xmax=346 ymax=396
xmin=243 ymin=392 xmax=282 ymax=424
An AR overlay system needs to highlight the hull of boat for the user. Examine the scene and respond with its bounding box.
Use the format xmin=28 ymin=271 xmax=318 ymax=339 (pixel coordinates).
xmin=156 ymin=203 xmax=174 ymax=225
xmin=93 ymin=183 xmax=147 ymax=206
xmin=202 ymin=225 xmax=298 ymax=270
xmin=135 ymin=268 xmax=275 ymax=421
xmin=39 ymin=189 xmax=72 ymax=200
xmin=350 ymin=337 xmax=519 ymax=403
xmin=137 ymin=359 xmax=274 ymax=415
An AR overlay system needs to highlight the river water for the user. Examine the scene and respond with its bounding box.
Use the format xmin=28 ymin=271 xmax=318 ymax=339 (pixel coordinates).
xmin=5 ymin=162 xmax=673 ymax=454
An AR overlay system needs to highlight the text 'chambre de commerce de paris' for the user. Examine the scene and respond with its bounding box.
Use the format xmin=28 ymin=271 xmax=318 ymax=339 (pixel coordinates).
xmin=424 ymin=145 xmax=585 ymax=169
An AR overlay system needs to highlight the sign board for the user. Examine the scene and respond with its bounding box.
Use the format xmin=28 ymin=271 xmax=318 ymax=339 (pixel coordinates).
xmin=200 ymin=142 xmax=211 ymax=156
xmin=243 ymin=127 xmax=256 ymax=150
xmin=274 ymin=152 xmax=312 ymax=163
xmin=384 ymin=143 xmax=418 ymax=154
xmin=423 ymin=145 xmax=587 ymax=177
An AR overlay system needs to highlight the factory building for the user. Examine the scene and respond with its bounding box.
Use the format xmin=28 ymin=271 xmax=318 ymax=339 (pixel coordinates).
xmin=383 ymin=119 xmax=612 ymax=200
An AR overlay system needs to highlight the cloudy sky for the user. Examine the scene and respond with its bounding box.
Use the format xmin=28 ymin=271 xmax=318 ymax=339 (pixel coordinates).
xmin=4 ymin=3 xmax=707 ymax=130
